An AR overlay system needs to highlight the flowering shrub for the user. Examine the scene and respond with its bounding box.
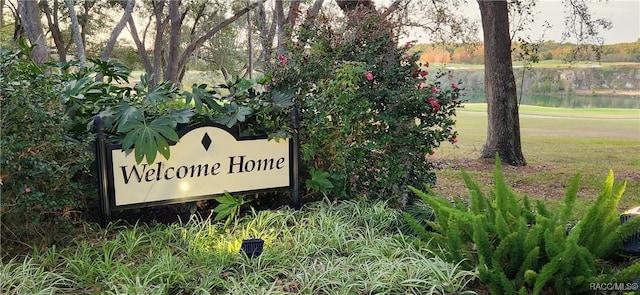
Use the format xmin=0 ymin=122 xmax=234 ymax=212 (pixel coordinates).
xmin=267 ymin=9 xmax=463 ymax=204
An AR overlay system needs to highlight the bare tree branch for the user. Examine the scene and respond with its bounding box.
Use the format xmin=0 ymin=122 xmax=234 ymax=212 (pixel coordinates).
xmin=381 ymin=0 xmax=403 ymax=18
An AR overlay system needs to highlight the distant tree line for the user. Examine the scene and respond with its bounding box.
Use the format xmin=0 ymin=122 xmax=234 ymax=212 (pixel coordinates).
xmin=413 ymin=39 xmax=640 ymax=64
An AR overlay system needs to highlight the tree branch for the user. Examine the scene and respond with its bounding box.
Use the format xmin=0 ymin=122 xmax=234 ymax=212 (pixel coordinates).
xmin=100 ymin=0 xmax=135 ymax=61
xmin=177 ymin=0 xmax=266 ymax=80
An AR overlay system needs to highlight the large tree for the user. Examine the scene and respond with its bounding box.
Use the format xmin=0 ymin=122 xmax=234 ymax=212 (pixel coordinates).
xmin=477 ymin=0 xmax=526 ymax=166
xmin=476 ymin=0 xmax=609 ymax=166
xmin=65 ymin=0 xmax=86 ymax=68
xmin=17 ymin=0 xmax=49 ymax=64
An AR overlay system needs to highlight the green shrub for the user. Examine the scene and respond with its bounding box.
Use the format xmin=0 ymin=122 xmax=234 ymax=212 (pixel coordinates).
xmin=268 ymin=9 xmax=463 ymax=203
xmin=0 ymin=49 xmax=95 ymax=224
xmin=404 ymin=156 xmax=640 ymax=294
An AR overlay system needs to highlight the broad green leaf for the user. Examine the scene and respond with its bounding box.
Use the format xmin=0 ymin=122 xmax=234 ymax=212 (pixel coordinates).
xmin=119 ymin=117 xmax=180 ymax=164
xmin=233 ymin=78 xmax=255 ymax=93
xmin=213 ymin=204 xmax=234 ymax=221
xmin=214 ymin=102 xmax=254 ymax=127
xmin=61 ymin=76 xmax=93 ymax=103
xmin=121 ymin=127 xmax=141 ymax=151
xmin=306 ymin=168 xmax=334 ymax=193
xmin=150 ymin=117 xmax=180 ymax=142
xmin=144 ymin=81 xmax=177 ymax=106
xmin=256 ymin=74 xmax=271 ymax=85
xmin=185 ymin=84 xmax=221 ymax=113
xmin=167 ymin=108 xmax=195 ymax=126
xmin=154 ymin=132 xmax=171 ymax=161
xmin=270 ymin=89 xmax=295 ymax=107
xmin=114 ymin=102 xmax=144 ymax=133
xmin=214 ymin=192 xmax=238 ymax=204
xmin=134 ymin=126 xmax=157 ymax=164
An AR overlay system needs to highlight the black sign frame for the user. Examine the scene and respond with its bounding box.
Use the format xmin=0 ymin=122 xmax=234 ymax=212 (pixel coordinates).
xmin=94 ymin=108 xmax=301 ymax=226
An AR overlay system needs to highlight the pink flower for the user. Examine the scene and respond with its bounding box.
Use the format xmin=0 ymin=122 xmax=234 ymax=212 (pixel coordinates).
xmin=418 ymin=82 xmax=427 ymax=89
xmin=449 ymin=137 xmax=458 ymax=144
xmin=278 ymin=55 xmax=288 ymax=65
xmin=451 ymin=83 xmax=458 ymax=89
xmin=404 ymin=55 xmax=411 ymax=61
xmin=428 ymin=97 xmax=441 ymax=110
xmin=419 ymin=71 xmax=428 ymax=78
xmin=431 ymin=87 xmax=438 ymax=94
xmin=25 ymin=187 xmax=31 ymax=193
xmin=403 ymin=42 xmax=411 ymax=51
xmin=365 ymin=71 xmax=374 ymax=81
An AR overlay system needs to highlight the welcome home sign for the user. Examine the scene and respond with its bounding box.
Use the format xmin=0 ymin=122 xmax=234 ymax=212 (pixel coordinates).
xmin=94 ymin=109 xmax=301 ymax=226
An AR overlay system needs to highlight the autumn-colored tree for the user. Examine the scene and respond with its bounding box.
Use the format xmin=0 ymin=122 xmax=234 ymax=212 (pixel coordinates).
xmin=419 ymin=48 xmax=451 ymax=64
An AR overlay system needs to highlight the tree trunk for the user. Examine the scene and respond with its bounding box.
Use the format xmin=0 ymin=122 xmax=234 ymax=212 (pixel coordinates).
xmin=64 ymin=0 xmax=86 ymax=68
xmin=246 ymin=0 xmax=253 ymax=79
xmin=42 ymin=1 xmax=66 ymax=63
xmin=1 ymin=0 xmax=5 ymax=38
xmin=477 ymin=0 xmax=526 ymax=166
xmin=100 ymin=0 xmax=135 ymax=61
xmin=152 ymin=0 xmax=166 ymax=85
xmin=165 ymin=0 xmax=182 ymax=83
xmin=256 ymin=2 xmax=275 ymax=65
xmin=274 ymin=0 xmax=285 ymax=56
xmin=17 ymin=0 xmax=49 ymax=64
xmin=304 ymin=0 xmax=325 ymax=25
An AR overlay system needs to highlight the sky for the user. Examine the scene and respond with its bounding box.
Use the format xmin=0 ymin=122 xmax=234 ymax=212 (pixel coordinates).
xmin=384 ymin=0 xmax=640 ymax=44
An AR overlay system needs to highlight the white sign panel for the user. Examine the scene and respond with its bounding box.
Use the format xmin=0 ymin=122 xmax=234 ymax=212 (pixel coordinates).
xmin=109 ymin=125 xmax=290 ymax=207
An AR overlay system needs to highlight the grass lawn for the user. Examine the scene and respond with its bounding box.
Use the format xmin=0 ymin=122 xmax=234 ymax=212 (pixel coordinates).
xmin=432 ymin=103 xmax=640 ymax=216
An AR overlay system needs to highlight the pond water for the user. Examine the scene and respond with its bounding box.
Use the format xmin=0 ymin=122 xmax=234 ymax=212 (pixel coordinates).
xmin=463 ymin=92 xmax=640 ymax=109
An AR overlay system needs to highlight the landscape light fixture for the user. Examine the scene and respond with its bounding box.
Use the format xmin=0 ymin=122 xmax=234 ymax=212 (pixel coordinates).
xmin=240 ymin=238 xmax=264 ymax=258
xmin=620 ymin=206 xmax=640 ymax=254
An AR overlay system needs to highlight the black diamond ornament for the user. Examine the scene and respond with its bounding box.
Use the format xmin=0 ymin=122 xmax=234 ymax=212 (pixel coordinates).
xmin=201 ymin=133 xmax=212 ymax=151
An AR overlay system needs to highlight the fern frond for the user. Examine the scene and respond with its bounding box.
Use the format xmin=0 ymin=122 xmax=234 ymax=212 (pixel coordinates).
xmin=402 ymin=212 xmax=432 ymax=242
xmin=518 ymin=246 xmax=541 ymax=280
xmin=524 ymin=224 xmax=544 ymax=255
xmin=495 ymin=208 xmax=510 ymax=239
xmin=533 ymin=254 xmax=561 ymax=295
xmin=576 ymin=171 xmax=616 ymax=249
xmin=560 ymin=173 xmax=581 ymax=225
xmin=473 ymin=215 xmax=494 ymax=269
xmin=596 ymin=214 xmax=640 ymax=258
xmin=493 ymin=232 xmax=519 ymax=270
xmin=543 ymin=227 xmax=564 ymax=258
xmin=614 ymin=260 xmax=640 ymax=282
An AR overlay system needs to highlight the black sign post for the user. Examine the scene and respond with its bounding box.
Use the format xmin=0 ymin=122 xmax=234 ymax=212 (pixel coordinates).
xmin=289 ymin=107 xmax=301 ymax=210
xmin=93 ymin=116 xmax=111 ymax=227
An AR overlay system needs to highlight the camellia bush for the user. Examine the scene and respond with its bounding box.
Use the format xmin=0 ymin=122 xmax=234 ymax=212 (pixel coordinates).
xmin=267 ymin=9 xmax=463 ymax=204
